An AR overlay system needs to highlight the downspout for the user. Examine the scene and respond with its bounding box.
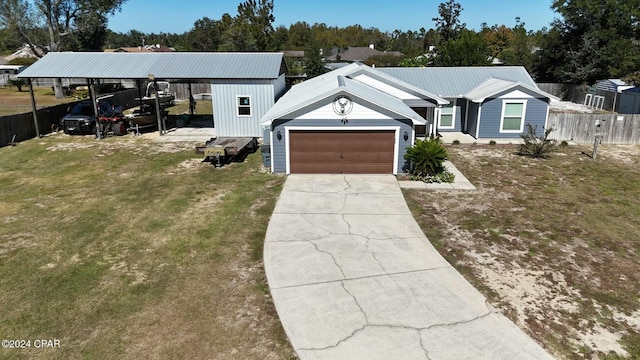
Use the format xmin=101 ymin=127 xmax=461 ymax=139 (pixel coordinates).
xmin=27 ymin=78 xmax=41 ymax=138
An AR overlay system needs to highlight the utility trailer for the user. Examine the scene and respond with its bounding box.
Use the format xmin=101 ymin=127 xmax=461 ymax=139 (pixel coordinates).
xmin=203 ymin=137 xmax=258 ymax=167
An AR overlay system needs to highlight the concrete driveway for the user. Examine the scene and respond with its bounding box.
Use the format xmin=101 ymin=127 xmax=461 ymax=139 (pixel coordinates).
xmin=264 ymin=175 xmax=554 ymax=360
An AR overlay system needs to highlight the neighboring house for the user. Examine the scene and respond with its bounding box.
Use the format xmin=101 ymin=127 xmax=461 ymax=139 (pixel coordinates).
xmin=261 ymin=63 xmax=557 ymax=174
xmin=18 ymin=52 xmax=287 ymax=137
xmin=4 ymin=44 xmax=44 ymax=63
xmin=104 ymin=44 xmax=175 ymax=53
xmin=326 ymin=45 xmax=404 ymax=63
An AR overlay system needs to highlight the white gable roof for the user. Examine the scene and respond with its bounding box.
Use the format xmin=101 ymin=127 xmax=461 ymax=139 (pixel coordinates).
xmin=465 ymin=78 xmax=560 ymax=102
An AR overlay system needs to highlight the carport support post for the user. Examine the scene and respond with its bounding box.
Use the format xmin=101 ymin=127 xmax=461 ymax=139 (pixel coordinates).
xmin=150 ymin=75 xmax=163 ymax=136
xmin=27 ymin=78 xmax=41 ymax=138
xmin=89 ymin=79 xmax=101 ymax=140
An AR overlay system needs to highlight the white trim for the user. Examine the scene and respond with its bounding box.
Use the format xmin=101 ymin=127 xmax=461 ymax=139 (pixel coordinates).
xmin=438 ymin=99 xmax=456 ymax=129
xmin=476 ymin=106 xmax=481 ymax=139
xmin=284 ymin=126 xmax=401 ymax=175
xmin=236 ymin=95 xmax=252 ymax=117
xmin=544 ymin=100 xmax=550 ymax=130
xmin=269 ymin=130 xmax=274 ymax=173
xmin=499 ymin=100 xmax=528 ymax=133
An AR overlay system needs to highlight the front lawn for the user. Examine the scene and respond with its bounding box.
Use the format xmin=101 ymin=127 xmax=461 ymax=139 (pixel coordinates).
xmin=0 ymin=133 xmax=294 ymax=359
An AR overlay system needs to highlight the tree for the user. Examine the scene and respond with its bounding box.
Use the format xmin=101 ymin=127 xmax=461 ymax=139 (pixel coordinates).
xmin=304 ymin=41 xmax=324 ymax=78
xmin=432 ymin=29 xmax=491 ymax=66
xmin=535 ymin=0 xmax=640 ymax=84
xmin=0 ymin=0 xmax=127 ymax=98
xmin=432 ymin=0 xmax=466 ymax=43
xmin=187 ymin=17 xmax=223 ymax=51
xmin=234 ymin=0 xmax=275 ymax=51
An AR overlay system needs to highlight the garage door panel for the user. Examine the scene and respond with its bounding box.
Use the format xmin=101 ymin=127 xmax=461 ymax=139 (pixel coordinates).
xmin=289 ymin=130 xmax=395 ymax=174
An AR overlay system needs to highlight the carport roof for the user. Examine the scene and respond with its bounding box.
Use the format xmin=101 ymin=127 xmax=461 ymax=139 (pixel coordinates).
xmin=18 ymin=52 xmax=285 ymax=80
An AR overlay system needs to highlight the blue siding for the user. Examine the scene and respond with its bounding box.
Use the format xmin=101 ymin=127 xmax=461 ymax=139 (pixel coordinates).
xmin=271 ymin=118 xmax=413 ymax=174
xmin=212 ymin=81 xmax=277 ymax=137
xmin=467 ymin=102 xmax=479 ymax=137
xmin=477 ymin=89 xmax=550 ymax=138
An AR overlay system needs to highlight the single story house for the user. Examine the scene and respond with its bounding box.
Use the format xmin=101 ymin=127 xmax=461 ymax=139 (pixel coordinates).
xmin=261 ymin=63 xmax=558 ymax=174
xmin=18 ymin=52 xmax=287 ymax=137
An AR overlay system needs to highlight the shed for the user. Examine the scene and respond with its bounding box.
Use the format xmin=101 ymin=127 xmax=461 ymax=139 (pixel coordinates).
xmin=18 ymin=52 xmax=287 ymax=137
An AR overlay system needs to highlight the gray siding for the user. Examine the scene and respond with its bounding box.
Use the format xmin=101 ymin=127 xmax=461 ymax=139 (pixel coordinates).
xmin=212 ymin=81 xmax=276 ymax=137
xmin=467 ymin=102 xmax=479 ymax=137
xmin=270 ymin=118 xmax=413 ymax=174
xmin=478 ymin=89 xmax=549 ymax=138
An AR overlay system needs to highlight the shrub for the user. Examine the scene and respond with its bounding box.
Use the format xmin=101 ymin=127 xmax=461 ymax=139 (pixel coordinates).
xmin=404 ymin=138 xmax=448 ymax=177
xmin=560 ymin=140 xmax=569 ymax=147
xmin=409 ymin=170 xmax=455 ymax=183
xmin=452 ymin=139 xmax=461 ymax=145
xmin=518 ymin=123 xmax=557 ymax=158
xmin=489 ymin=140 xmax=497 ymax=146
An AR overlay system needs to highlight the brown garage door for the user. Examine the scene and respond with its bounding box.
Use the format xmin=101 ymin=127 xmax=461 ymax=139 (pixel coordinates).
xmin=289 ymin=130 xmax=395 ymax=174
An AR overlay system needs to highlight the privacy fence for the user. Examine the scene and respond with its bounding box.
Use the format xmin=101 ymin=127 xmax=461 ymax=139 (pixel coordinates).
xmin=548 ymin=113 xmax=640 ymax=145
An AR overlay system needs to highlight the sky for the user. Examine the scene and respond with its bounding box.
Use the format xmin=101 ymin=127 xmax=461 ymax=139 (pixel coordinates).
xmin=107 ymin=0 xmax=558 ymax=35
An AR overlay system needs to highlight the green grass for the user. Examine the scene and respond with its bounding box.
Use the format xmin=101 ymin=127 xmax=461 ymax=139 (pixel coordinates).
xmin=0 ymin=134 xmax=293 ymax=359
xmin=403 ymin=144 xmax=640 ymax=360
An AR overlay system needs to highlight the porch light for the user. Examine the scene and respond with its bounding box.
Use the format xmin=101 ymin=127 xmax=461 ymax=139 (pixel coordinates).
xmin=403 ymin=131 xmax=409 ymax=141
xmin=276 ymin=131 xmax=282 ymax=141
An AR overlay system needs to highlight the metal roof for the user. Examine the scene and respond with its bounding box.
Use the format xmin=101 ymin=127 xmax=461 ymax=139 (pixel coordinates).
xmin=378 ymin=66 xmax=540 ymax=98
xmin=261 ymin=68 xmax=426 ymax=126
xmin=465 ymin=78 xmax=560 ymax=102
xmin=18 ymin=52 xmax=284 ymax=79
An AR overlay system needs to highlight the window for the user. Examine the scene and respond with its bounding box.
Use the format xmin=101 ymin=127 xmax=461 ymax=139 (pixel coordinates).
xmin=501 ymin=101 xmax=526 ymax=132
xmin=237 ymin=96 xmax=251 ymax=116
xmin=439 ymin=100 xmax=455 ymax=128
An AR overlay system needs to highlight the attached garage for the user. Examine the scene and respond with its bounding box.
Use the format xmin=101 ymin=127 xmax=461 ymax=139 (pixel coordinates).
xmin=288 ymin=130 xmax=396 ymax=174
xmin=261 ymin=67 xmax=443 ymax=175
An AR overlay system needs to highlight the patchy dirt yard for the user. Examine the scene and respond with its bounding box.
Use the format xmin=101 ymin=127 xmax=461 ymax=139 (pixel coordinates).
xmin=404 ymin=144 xmax=640 ymax=360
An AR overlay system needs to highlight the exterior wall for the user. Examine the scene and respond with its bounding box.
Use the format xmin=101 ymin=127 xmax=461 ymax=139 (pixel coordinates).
xmin=212 ymin=81 xmax=276 ymax=137
xmin=466 ymin=101 xmax=480 ymax=137
xmin=270 ymin=118 xmax=414 ymax=174
xmin=477 ymin=89 xmax=550 ymax=138
xmin=274 ymin=74 xmax=286 ymax=99
xmin=437 ymin=98 xmax=464 ymax=132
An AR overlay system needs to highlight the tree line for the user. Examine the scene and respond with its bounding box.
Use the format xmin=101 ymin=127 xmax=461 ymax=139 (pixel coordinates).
xmin=1 ymin=0 xmax=639 ymax=89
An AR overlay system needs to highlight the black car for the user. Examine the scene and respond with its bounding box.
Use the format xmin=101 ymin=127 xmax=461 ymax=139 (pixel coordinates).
xmin=61 ymin=100 xmax=122 ymax=135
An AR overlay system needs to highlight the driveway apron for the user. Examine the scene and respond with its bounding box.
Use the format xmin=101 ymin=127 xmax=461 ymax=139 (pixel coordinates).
xmin=264 ymin=174 xmax=554 ymax=360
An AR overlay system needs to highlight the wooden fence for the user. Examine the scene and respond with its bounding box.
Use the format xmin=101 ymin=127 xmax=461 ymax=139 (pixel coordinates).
xmin=547 ymin=113 xmax=640 ymax=144
xmin=0 ymin=88 xmax=142 ymax=148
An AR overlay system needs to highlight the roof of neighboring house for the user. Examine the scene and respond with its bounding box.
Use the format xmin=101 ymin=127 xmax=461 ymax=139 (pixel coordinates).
xmin=18 ymin=52 xmax=285 ymax=79
xmin=283 ymin=50 xmax=305 ymax=58
xmin=378 ymin=66 xmax=541 ymax=98
xmin=104 ymin=47 xmax=154 ymax=53
xmin=596 ymin=79 xmax=635 ymax=93
xmin=260 ymin=69 xmax=426 ymax=126
xmin=326 ymin=47 xmax=404 ymax=62
xmin=4 ymin=44 xmax=45 ymax=62
xmin=465 ymin=78 xmax=560 ymax=102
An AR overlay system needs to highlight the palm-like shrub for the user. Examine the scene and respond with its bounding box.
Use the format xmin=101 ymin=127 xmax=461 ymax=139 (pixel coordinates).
xmin=404 ymin=138 xmax=448 ymax=176
xmin=518 ymin=123 xmax=557 ymax=158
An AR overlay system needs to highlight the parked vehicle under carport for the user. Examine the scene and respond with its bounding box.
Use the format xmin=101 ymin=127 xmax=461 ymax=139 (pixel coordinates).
xmin=61 ymin=100 xmax=125 ymax=136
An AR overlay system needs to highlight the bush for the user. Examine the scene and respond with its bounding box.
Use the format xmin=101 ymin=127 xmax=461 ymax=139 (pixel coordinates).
xmin=518 ymin=123 xmax=557 ymax=158
xmin=452 ymin=139 xmax=461 ymax=145
xmin=489 ymin=140 xmax=497 ymax=145
xmin=409 ymin=170 xmax=455 ymax=183
xmin=404 ymin=138 xmax=448 ymax=177
xmin=560 ymin=140 xmax=569 ymax=147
